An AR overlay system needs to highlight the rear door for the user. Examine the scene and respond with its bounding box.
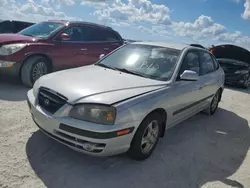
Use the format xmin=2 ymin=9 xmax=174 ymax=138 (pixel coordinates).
xmin=78 ymin=26 xmax=123 ymax=66
xmin=198 ymin=51 xmax=220 ymax=106
xmin=101 ymin=29 xmax=123 ymax=54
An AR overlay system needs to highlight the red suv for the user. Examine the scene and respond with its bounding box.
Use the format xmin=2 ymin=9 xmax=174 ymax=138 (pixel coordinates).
xmin=0 ymin=20 xmax=124 ymax=87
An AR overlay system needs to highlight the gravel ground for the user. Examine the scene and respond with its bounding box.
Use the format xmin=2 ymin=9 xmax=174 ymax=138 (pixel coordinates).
xmin=0 ymin=78 xmax=250 ymax=188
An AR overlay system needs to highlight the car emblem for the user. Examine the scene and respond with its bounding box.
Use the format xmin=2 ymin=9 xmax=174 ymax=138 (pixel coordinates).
xmin=44 ymin=99 xmax=50 ymax=105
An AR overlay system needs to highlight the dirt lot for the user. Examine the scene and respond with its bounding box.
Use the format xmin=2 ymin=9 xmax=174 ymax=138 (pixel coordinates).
xmin=0 ymin=78 xmax=250 ymax=188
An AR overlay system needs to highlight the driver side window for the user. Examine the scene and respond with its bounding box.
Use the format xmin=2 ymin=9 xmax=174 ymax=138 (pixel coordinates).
xmin=178 ymin=51 xmax=200 ymax=77
xmin=63 ymin=26 xmax=83 ymax=41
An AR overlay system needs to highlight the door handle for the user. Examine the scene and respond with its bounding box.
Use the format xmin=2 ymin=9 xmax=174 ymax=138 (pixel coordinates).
xmin=81 ymin=48 xmax=88 ymax=51
xmin=104 ymin=48 xmax=109 ymax=51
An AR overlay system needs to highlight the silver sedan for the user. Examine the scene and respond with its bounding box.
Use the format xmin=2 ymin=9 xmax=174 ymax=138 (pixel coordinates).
xmin=27 ymin=42 xmax=225 ymax=160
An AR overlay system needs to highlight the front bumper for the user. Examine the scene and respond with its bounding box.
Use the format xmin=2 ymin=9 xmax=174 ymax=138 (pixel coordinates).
xmin=27 ymin=90 xmax=136 ymax=157
xmin=0 ymin=60 xmax=21 ymax=77
xmin=225 ymin=73 xmax=249 ymax=85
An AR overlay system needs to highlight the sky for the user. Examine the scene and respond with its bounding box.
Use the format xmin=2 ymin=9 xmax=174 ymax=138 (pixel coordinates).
xmin=1 ymin=0 xmax=250 ymax=49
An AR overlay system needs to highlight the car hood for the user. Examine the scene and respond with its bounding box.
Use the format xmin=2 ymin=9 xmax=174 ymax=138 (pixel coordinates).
xmin=34 ymin=65 xmax=167 ymax=104
xmin=0 ymin=34 xmax=37 ymax=44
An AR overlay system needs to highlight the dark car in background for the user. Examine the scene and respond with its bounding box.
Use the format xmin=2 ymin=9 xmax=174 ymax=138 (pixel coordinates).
xmin=0 ymin=20 xmax=34 ymax=34
xmin=210 ymin=44 xmax=250 ymax=88
xmin=0 ymin=20 xmax=124 ymax=87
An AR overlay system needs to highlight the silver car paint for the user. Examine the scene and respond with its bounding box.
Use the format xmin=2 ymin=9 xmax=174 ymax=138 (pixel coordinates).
xmin=33 ymin=65 xmax=167 ymax=104
xmin=28 ymin=44 xmax=225 ymax=157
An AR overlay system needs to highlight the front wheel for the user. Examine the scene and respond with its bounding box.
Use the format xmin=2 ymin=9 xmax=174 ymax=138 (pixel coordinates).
xmin=21 ymin=56 xmax=50 ymax=87
xmin=128 ymin=113 xmax=161 ymax=161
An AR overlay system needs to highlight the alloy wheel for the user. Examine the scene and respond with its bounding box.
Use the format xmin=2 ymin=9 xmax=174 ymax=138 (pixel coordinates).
xmin=141 ymin=120 xmax=159 ymax=154
xmin=32 ymin=62 xmax=47 ymax=82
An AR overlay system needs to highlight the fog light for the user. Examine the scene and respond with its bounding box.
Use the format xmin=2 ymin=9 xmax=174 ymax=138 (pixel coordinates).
xmin=82 ymin=143 xmax=96 ymax=152
xmin=0 ymin=60 xmax=15 ymax=68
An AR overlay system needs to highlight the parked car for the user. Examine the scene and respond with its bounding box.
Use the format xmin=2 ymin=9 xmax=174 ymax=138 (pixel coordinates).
xmin=210 ymin=44 xmax=250 ymax=88
xmin=0 ymin=20 xmax=124 ymax=87
xmin=0 ymin=20 xmax=34 ymax=33
xmin=27 ymin=42 xmax=225 ymax=160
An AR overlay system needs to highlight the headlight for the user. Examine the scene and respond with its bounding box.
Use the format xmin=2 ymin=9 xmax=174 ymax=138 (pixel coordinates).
xmin=69 ymin=104 xmax=116 ymax=125
xmin=0 ymin=43 xmax=27 ymax=55
xmin=235 ymin=70 xmax=249 ymax=74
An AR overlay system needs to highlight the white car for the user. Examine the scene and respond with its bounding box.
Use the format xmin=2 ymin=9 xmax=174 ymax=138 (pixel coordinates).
xmin=27 ymin=42 xmax=225 ymax=160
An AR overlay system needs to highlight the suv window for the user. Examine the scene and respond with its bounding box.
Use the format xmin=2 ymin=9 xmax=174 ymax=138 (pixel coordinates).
xmin=179 ymin=51 xmax=200 ymax=77
xmin=63 ymin=26 xmax=83 ymax=41
xmin=199 ymin=51 xmax=215 ymax=75
xmin=102 ymin=30 xmax=120 ymax=41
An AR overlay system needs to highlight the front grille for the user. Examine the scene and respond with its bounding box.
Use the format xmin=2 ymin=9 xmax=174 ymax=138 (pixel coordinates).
xmin=38 ymin=87 xmax=68 ymax=114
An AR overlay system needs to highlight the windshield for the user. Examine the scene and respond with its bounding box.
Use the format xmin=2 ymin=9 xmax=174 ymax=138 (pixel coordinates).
xmin=97 ymin=44 xmax=181 ymax=81
xmin=19 ymin=22 xmax=63 ymax=38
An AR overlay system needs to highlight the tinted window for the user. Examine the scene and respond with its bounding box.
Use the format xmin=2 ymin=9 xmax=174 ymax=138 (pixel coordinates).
xmin=179 ymin=51 xmax=200 ymax=76
xmin=84 ymin=27 xmax=104 ymax=41
xmin=97 ymin=44 xmax=181 ymax=81
xmin=19 ymin=22 xmax=63 ymax=38
xmin=63 ymin=26 xmax=83 ymax=41
xmin=199 ymin=51 xmax=215 ymax=75
xmin=102 ymin=30 xmax=120 ymax=41
xmin=0 ymin=21 xmax=13 ymax=33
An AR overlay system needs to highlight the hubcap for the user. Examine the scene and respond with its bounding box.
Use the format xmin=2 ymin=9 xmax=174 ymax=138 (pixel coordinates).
xmin=32 ymin=62 xmax=47 ymax=81
xmin=211 ymin=92 xmax=219 ymax=112
xmin=141 ymin=120 xmax=159 ymax=154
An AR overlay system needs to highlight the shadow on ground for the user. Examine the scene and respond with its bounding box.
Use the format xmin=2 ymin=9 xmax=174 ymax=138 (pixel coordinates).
xmin=0 ymin=75 xmax=28 ymax=101
xmin=26 ymin=108 xmax=250 ymax=188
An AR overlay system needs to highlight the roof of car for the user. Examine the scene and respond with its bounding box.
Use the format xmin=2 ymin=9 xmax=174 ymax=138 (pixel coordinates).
xmin=44 ymin=20 xmax=113 ymax=29
xmin=132 ymin=42 xmax=189 ymax=50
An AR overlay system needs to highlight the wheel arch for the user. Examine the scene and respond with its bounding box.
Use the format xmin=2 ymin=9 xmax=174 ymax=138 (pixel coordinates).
xmin=19 ymin=53 xmax=54 ymax=77
xmin=140 ymin=108 xmax=167 ymax=138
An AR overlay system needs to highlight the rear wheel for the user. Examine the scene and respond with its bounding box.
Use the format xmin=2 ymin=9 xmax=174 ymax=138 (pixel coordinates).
xmin=128 ymin=113 xmax=161 ymax=161
xmin=21 ymin=56 xmax=50 ymax=87
xmin=206 ymin=90 xmax=221 ymax=115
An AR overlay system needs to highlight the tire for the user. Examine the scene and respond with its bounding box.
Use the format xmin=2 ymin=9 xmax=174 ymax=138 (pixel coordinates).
xmin=205 ymin=90 xmax=221 ymax=115
xmin=128 ymin=113 xmax=162 ymax=161
xmin=21 ymin=56 xmax=50 ymax=87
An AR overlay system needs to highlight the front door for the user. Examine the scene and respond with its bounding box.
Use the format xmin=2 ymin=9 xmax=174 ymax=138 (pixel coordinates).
xmin=51 ymin=25 xmax=90 ymax=70
xmin=165 ymin=50 xmax=206 ymax=127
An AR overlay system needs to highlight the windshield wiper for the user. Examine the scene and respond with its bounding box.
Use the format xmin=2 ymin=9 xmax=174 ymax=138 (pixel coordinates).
xmin=116 ymin=68 xmax=148 ymax=78
xmin=95 ymin=63 xmax=117 ymax=70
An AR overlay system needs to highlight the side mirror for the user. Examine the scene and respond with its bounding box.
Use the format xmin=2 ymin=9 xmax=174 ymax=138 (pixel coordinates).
xmin=180 ymin=70 xmax=199 ymax=81
xmin=99 ymin=54 xmax=105 ymax=59
xmin=60 ymin=33 xmax=71 ymax=41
